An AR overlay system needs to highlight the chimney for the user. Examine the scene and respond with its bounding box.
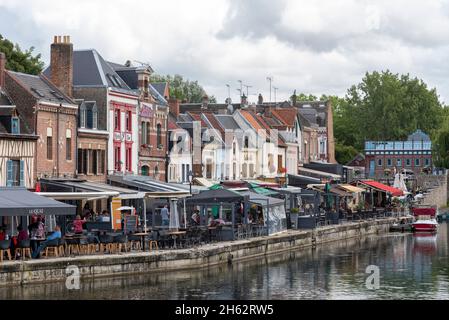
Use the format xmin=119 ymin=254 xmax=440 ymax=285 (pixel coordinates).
xmin=201 ymin=95 xmax=209 ymax=110
xmin=241 ymin=93 xmax=248 ymax=106
xmin=169 ymin=98 xmax=180 ymax=117
xmin=258 ymin=94 xmax=264 ymax=105
xmin=50 ymin=35 xmax=73 ymax=97
xmin=0 ymin=52 xmax=5 ymax=89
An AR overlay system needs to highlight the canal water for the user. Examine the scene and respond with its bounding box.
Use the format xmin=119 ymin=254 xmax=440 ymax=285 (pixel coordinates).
xmin=2 ymin=223 xmax=449 ymax=300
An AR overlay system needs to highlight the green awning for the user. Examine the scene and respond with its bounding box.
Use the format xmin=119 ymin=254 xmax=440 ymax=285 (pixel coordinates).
xmin=252 ymin=187 xmax=279 ymax=196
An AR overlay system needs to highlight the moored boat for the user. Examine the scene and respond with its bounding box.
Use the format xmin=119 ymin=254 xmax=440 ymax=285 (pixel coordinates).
xmin=390 ymin=215 xmax=414 ymax=232
xmin=411 ymin=207 xmax=438 ymax=233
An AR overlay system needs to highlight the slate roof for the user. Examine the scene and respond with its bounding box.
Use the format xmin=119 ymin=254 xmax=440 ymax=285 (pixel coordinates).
xmin=148 ymin=84 xmax=168 ymax=106
xmin=151 ymin=82 xmax=169 ymax=98
xmin=8 ymin=71 xmax=74 ymax=105
xmin=215 ymin=115 xmax=241 ymax=130
xmin=107 ymin=61 xmax=167 ymax=106
xmin=0 ymin=90 xmax=13 ymax=106
xmin=44 ymin=50 xmax=135 ymax=95
xmin=296 ymin=101 xmax=328 ymax=127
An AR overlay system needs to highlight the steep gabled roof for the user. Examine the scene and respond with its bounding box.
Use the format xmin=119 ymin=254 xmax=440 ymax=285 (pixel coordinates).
xmin=8 ymin=71 xmax=75 ymax=105
xmin=44 ymin=50 xmax=134 ymax=94
xmin=215 ymin=115 xmax=241 ymax=131
xmin=151 ymin=82 xmax=169 ymax=99
xmin=186 ymin=112 xmax=207 ymax=127
xmin=271 ymin=108 xmax=298 ymax=127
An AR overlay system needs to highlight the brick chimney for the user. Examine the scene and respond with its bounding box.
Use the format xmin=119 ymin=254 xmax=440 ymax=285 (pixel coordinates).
xmin=168 ymin=98 xmax=180 ymax=117
xmin=258 ymin=94 xmax=264 ymax=106
xmin=0 ymin=52 xmax=5 ymax=89
xmin=50 ymin=35 xmax=73 ymax=97
xmin=201 ymin=95 xmax=209 ymax=110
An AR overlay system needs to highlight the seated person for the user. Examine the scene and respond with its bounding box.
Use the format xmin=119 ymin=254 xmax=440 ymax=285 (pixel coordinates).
xmin=101 ymin=210 xmax=111 ymax=222
xmin=17 ymin=225 xmax=29 ymax=242
xmin=73 ymin=215 xmax=87 ymax=234
xmin=32 ymin=226 xmax=62 ymax=259
xmin=191 ymin=212 xmax=200 ymax=225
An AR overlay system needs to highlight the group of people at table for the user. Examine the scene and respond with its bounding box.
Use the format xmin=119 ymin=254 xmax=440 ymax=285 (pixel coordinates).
xmin=0 ymin=215 xmax=62 ymax=259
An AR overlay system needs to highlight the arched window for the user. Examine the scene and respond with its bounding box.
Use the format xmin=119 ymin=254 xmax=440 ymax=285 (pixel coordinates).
xmin=157 ymin=124 xmax=162 ymax=148
xmin=146 ymin=123 xmax=151 ymax=146
xmin=141 ymin=165 xmax=149 ymax=176
xmin=92 ymin=104 xmax=98 ymax=129
xmin=141 ymin=122 xmax=147 ymax=145
xmin=79 ymin=104 xmax=86 ymax=128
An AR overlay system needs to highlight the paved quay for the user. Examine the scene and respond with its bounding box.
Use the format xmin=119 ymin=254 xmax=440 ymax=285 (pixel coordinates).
xmin=0 ymin=218 xmax=396 ymax=287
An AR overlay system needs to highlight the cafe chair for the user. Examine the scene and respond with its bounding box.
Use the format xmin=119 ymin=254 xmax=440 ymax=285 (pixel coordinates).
xmin=87 ymin=236 xmax=98 ymax=254
xmin=58 ymin=238 xmax=66 ymax=257
xmin=79 ymin=238 xmax=91 ymax=255
xmin=113 ymin=235 xmax=129 ymax=253
xmin=43 ymin=239 xmax=60 ymax=258
xmin=15 ymin=240 xmax=32 ymax=260
xmin=0 ymin=240 xmax=12 ymax=262
xmin=148 ymin=232 xmax=159 ymax=251
xmin=99 ymin=234 xmax=114 ymax=254
xmin=65 ymin=238 xmax=80 ymax=256
xmin=128 ymin=234 xmax=142 ymax=251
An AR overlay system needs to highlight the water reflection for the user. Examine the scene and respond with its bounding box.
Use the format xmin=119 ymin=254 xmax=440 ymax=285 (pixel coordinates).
xmin=1 ymin=223 xmax=449 ymax=300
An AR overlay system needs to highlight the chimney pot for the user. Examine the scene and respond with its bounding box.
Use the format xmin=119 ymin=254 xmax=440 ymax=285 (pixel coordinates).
xmin=54 ymin=36 xmax=58 ymax=43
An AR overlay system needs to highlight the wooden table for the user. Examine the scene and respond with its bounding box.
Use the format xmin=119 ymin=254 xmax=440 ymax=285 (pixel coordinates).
xmin=167 ymin=231 xmax=186 ymax=249
xmin=133 ymin=233 xmax=150 ymax=251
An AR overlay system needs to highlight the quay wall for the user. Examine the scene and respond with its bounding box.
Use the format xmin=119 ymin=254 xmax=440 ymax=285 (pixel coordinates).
xmin=0 ymin=218 xmax=395 ymax=287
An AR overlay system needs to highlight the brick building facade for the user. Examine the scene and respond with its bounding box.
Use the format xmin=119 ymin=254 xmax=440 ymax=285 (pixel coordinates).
xmin=365 ymin=130 xmax=432 ymax=178
xmin=4 ymin=67 xmax=78 ymax=181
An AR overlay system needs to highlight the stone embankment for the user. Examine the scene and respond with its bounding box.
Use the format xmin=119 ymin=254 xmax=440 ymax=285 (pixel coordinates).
xmin=0 ymin=218 xmax=396 ymax=287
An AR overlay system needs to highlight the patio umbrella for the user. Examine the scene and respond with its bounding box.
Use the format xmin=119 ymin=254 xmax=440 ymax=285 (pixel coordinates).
xmin=169 ymin=200 xmax=180 ymax=230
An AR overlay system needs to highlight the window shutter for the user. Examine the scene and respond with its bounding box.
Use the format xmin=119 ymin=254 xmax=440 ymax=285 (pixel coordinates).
xmin=20 ymin=160 xmax=24 ymax=187
xmin=6 ymin=160 xmax=13 ymax=187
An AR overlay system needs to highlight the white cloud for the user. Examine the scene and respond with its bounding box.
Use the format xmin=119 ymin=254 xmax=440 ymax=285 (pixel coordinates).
xmin=0 ymin=0 xmax=449 ymax=104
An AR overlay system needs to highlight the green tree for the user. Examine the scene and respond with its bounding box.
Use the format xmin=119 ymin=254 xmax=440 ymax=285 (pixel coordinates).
xmin=341 ymin=71 xmax=444 ymax=150
xmin=335 ymin=143 xmax=359 ymax=165
xmin=0 ymin=34 xmax=44 ymax=75
xmin=150 ymin=74 xmax=216 ymax=103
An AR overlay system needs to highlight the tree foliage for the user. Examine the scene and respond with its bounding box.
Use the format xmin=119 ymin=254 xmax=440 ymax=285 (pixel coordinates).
xmin=293 ymin=71 xmax=446 ymax=165
xmin=336 ymin=71 xmax=444 ymax=150
xmin=0 ymin=34 xmax=44 ymax=75
xmin=150 ymin=74 xmax=216 ymax=103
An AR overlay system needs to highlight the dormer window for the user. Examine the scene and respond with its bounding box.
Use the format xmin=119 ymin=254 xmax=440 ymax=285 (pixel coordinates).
xmin=11 ymin=117 xmax=19 ymax=134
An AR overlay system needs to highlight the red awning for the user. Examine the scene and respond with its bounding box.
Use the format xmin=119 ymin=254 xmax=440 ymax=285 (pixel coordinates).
xmin=359 ymin=180 xmax=404 ymax=197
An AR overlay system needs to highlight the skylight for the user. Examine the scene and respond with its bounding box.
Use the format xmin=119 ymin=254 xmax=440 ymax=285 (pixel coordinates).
xmin=31 ymin=88 xmax=45 ymax=98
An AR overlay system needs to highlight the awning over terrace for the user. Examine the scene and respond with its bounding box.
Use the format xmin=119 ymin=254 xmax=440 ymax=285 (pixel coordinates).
xmin=0 ymin=188 xmax=76 ymax=216
xmin=357 ymin=180 xmax=403 ymax=197
xmin=186 ymin=189 xmax=245 ymax=205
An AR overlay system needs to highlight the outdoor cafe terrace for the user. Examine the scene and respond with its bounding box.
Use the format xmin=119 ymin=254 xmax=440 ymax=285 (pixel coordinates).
xmin=0 ymin=179 xmax=412 ymax=263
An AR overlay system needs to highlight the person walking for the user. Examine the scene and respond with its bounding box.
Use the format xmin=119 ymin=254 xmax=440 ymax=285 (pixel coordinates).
xmin=161 ymin=205 xmax=170 ymax=227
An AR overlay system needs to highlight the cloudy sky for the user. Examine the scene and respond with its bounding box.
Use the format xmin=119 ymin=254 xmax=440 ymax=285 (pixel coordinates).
xmin=1 ymin=0 xmax=449 ymax=104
